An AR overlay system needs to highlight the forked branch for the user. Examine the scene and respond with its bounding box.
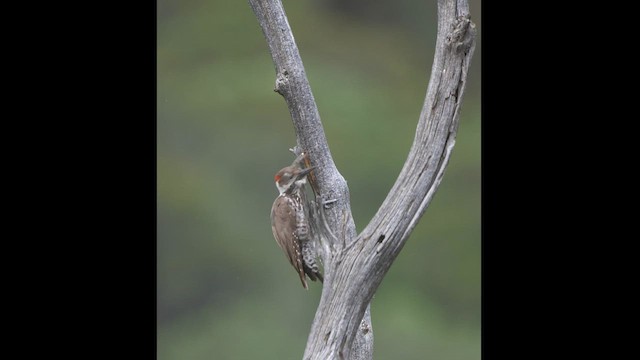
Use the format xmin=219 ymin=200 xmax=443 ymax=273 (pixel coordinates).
xmin=249 ymin=0 xmax=476 ymax=359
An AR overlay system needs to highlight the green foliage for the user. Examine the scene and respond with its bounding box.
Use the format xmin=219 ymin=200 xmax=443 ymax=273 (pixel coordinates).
xmin=158 ymin=0 xmax=481 ymax=359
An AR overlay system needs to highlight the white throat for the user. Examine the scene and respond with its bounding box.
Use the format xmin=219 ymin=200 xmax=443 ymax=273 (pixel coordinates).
xmin=276 ymin=177 xmax=306 ymax=195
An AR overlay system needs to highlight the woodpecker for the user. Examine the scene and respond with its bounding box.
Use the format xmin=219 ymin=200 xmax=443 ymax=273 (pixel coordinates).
xmin=271 ymin=156 xmax=323 ymax=289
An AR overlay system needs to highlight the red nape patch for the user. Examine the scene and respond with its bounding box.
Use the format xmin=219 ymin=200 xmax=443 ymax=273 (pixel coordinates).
xmin=274 ymin=174 xmax=281 ymax=182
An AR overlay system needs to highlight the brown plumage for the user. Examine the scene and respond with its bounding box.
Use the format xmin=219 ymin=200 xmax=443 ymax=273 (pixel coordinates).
xmin=271 ymin=192 xmax=309 ymax=288
xmin=270 ymin=158 xmax=322 ymax=289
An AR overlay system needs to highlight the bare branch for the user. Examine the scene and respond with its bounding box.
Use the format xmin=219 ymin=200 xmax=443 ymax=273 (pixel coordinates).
xmin=248 ymin=0 xmax=356 ymax=246
xmin=249 ymin=0 xmax=476 ymax=358
xmin=303 ymin=2 xmax=476 ymax=357
xmin=249 ymin=0 xmax=368 ymax=356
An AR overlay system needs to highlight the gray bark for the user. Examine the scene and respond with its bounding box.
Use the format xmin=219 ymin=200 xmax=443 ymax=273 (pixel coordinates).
xmin=248 ymin=0 xmax=476 ymax=359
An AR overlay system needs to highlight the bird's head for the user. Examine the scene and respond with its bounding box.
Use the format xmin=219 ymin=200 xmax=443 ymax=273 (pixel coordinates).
xmin=274 ymin=165 xmax=314 ymax=195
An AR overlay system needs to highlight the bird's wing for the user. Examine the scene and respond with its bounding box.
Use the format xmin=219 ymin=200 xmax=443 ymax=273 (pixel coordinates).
xmin=271 ymin=196 xmax=308 ymax=289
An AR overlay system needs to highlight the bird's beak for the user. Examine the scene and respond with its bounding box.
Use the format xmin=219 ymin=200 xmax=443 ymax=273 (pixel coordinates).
xmin=297 ymin=166 xmax=315 ymax=178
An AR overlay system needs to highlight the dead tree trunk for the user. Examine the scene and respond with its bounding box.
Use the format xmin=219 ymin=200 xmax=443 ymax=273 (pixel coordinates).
xmin=248 ymin=0 xmax=476 ymax=359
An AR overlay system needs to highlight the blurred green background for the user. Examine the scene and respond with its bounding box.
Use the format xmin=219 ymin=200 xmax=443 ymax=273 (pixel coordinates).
xmin=157 ymin=0 xmax=481 ymax=359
